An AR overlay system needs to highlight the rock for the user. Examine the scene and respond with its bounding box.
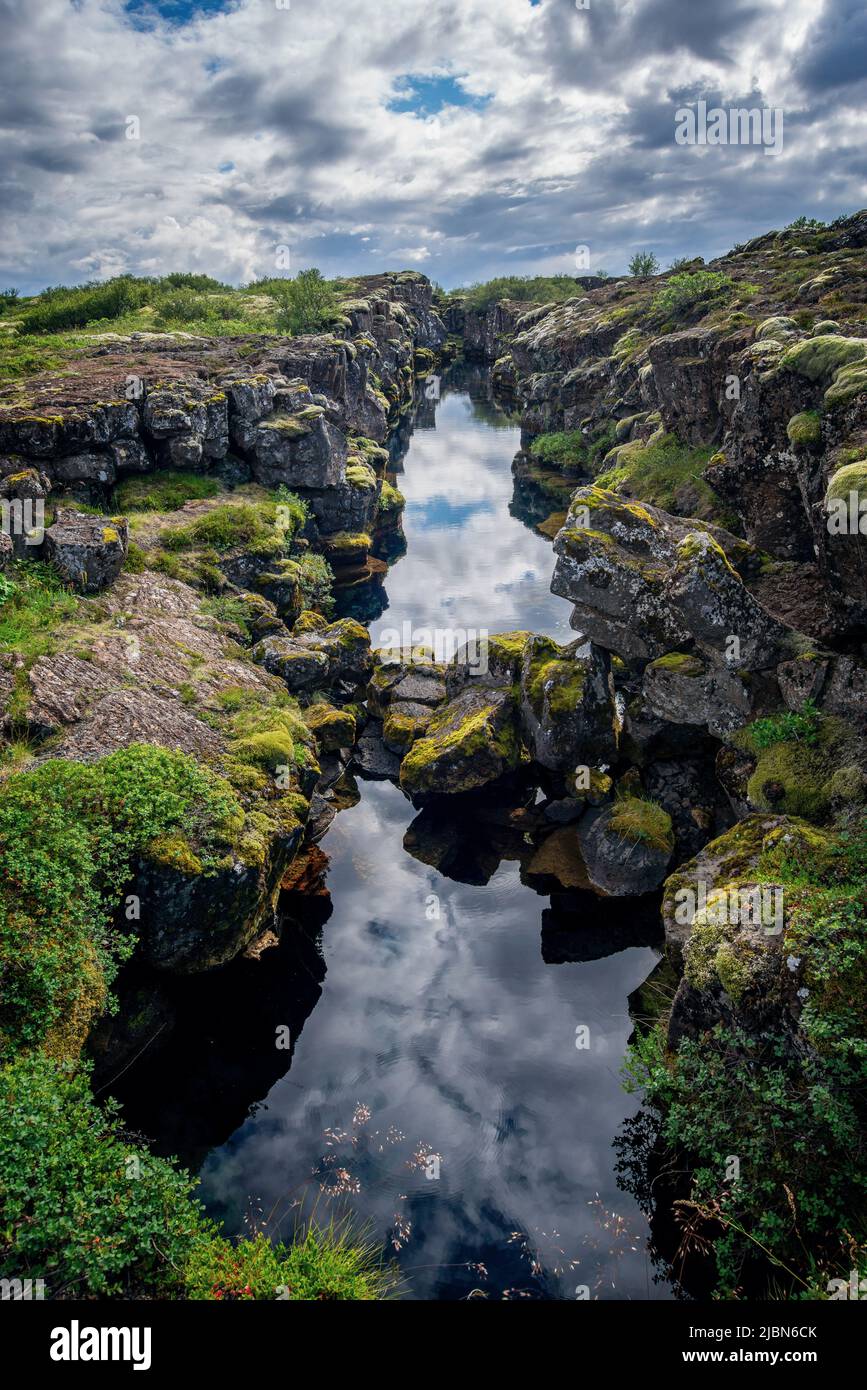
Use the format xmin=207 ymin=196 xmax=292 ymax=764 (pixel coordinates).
xmin=304 ymin=702 xmax=356 ymax=753
xmin=519 ymin=633 xmax=616 ymax=770
xmin=44 ymin=508 xmax=128 ymax=592
xmin=351 ymin=723 xmax=402 ymax=780
xmin=642 ymin=649 xmax=751 ymax=737
xmin=661 ymin=813 xmax=792 ymax=963
xmin=382 ymin=700 xmax=434 ymax=753
xmin=399 ymin=686 xmax=520 ymax=796
xmin=577 ymin=798 xmax=674 ymax=896
xmin=251 ymin=409 xmax=347 ymax=490
xmin=253 ymin=617 xmax=372 ymax=694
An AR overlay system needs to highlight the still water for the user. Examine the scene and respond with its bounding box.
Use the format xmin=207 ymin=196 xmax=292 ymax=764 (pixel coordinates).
xmin=115 ymin=367 xmax=671 ymax=1300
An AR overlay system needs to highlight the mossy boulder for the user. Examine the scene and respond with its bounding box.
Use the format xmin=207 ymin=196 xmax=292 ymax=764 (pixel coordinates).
xmin=399 ymin=686 xmax=520 ymax=796
xmin=576 ymin=797 xmax=674 ymax=897
xmin=254 ymin=618 xmax=372 ymax=694
xmin=519 ymin=634 xmax=616 ymax=771
xmin=731 ymin=713 xmax=867 ymax=823
xmin=304 ymin=702 xmax=357 ymax=752
xmin=661 ymin=813 xmax=820 ymax=961
xmin=382 ymin=701 xmax=434 ymax=754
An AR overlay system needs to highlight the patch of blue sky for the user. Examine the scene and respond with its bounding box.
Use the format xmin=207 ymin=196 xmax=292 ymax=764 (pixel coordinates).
xmin=388 ymin=74 xmax=492 ymax=118
xmin=123 ymin=0 xmax=237 ymax=30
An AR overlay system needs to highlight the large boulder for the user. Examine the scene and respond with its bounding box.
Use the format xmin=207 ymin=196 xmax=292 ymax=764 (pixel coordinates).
xmin=519 ymin=634 xmax=616 ymax=770
xmin=253 ymin=617 xmax=372 ymax=694
xmin=577 ymin=797 xmax=674 ymax=896
xmin=399 ymin=686 xmax=520 ymax=796
xmin=44 ymin=508 xmax=128 ymax=592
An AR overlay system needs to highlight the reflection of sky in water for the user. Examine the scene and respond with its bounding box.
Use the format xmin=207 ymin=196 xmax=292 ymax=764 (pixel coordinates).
xmin=196 ymin=381 xmax=668 ymax=1299
xmin=370 ymin=386 xmax=572 ymax=648
xmin=198 ymin=782 xmax=664 ymax=1300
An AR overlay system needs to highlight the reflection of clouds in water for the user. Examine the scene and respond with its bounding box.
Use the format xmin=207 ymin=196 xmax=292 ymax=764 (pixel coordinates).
xmin=372 ymin=392 xmax=573 ymax=647
xmin=199 ymin=782 xmax=664 ymax=1299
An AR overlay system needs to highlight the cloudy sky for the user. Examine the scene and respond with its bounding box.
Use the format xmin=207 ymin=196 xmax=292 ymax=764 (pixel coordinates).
xmin=1 ymin=0 xmax=866 ymax=293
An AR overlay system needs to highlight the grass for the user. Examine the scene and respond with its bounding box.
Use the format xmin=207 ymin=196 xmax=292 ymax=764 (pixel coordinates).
xmin=594 ymin=433 xmax=728 ymax=524
xmin=608 ymin=794 xmax=674 ymax=854
xmin=0 ymin=267 xmax=351 ymax=380
xmin=114 ymin=471 xmax=222 ymax=513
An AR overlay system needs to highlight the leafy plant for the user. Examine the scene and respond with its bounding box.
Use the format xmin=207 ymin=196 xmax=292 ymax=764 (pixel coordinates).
xmin=651 ymin=271 xmax=733 ymax=322
xmin=629 ymin=251 xmax=660 ymax=277
xmin=749 ymin=699 xmax=821 ymax=750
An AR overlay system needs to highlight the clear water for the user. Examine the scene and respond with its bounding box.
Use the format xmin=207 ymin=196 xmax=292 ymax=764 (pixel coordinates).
xmin=113 ymin=367 xmax=671 ymax=1300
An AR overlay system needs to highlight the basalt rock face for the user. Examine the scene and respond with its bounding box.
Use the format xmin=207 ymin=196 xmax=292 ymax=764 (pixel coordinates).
xmin=0 ymin=272 xmax=444 ymax=577
xmin=474 ymin=211 xmax=867 ymax=644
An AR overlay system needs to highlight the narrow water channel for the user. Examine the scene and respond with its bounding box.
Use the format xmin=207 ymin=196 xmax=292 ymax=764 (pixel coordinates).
xmin=112 ymin=366 xmax=672 ymax=1300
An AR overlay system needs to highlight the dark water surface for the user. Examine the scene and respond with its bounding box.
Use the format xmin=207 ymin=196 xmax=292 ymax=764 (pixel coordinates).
xmin=115 ymin=369 xmax=672 ymax=1300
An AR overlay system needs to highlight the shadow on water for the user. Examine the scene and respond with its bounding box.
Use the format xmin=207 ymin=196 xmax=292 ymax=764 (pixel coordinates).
xmin=106 ymin=365 xmax=690 ymax=1300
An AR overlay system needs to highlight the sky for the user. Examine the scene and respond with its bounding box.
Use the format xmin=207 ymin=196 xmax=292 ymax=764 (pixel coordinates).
xmin=0 ymin=0 xmax=866 ymax=293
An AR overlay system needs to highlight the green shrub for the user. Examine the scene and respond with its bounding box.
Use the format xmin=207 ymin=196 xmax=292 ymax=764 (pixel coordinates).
xmin=451 ymin=274 xmax=584 ymax=314
xmin=273 ymin=269 xmax=340 ymax=336
xmin=651 ymin=271 xmax=733 ymax=321
xmin=0 ymin=1054 xmax=397 ymax=1300
xmin=529 ymin=430 xmax=588 ymax=472
xmin=629 ymin=251 xmax=659 ymax=277
xmin=0 ymin=1053 xmax=206 ymax=1296
xmin=749 ymin=699 xmax=821 ymax=749
xmin=0 ymin=745 xmax=241 ymax=1058
xmin=19 ymin=277 xmax=151 ymax=333
xmin=622 ymin=819 xmax=867 ymax=1297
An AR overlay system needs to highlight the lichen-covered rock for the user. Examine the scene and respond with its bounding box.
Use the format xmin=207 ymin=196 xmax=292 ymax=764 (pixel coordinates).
xmin=399 ymin=686 xmax=520 ymax=796
xmin=642 ymin=650 xmax=751 ymax=736
xmin=253 ymin=617 xmax=372 ymax=693
xmin=661 ymin=812 xmax=794 ymax=961
xmin=44 ymin=508 xmax=128 ymax=592
xmin=303 ymin=702 xmax=357 ymax=753
xmin=519 ymin=634 xmax=616 ymax=770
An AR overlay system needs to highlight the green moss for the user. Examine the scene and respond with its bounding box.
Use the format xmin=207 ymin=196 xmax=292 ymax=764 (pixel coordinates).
xmin=345 ymin=461 xmax=377 ymax=491
xmin=735 ymin=711 xmax=864 ymax=823
xmin=649 ymin=651 xmax=705 ymax=676
xmin=378 ymin=479 xmax=405 ymax=513
xmin=824 ymin=360 xmax=867 ymax=408
xmin=321 ymin=531 xmax=371 ymax=559
xmin=527 ymin=649 xmax=587 ymax=717
xmin=145 ymin=832 xmax=203 ymax=876
xmin=786 ymin=410 xmax=822 ymax=448
xmin=780 ymin=334 xmax=867 ymax=383
xmin=826 ymin=460 xmax=867 ymax=504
